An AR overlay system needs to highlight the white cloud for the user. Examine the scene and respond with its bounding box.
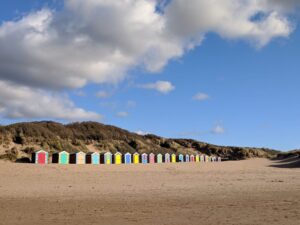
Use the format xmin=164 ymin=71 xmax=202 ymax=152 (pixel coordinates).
xmin=193 ymin=92 xmax=210 ymax=101
xmin=96 ymin=91 xmax=111 ymax=99
xmin=0 ymin=0 xmax=297 ymax=120
xmin=0 ymin=81 xmax=101 ymax=121
xmin=116 ymin=111 xmax=129 ymax=118
xmin=135 ymin=130 xmax=149 ymax=135
xmin=127 ymin=100 xmax=136 ymax=108
xmin=141 ymin=81 xmax=175 ymax=94
xmin=212 ymin=125 xmax=225 ymax=134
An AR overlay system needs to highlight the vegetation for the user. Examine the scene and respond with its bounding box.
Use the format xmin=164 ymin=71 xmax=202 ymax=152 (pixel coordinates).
xmin=0 ymin=121 xmax=281 ymax=162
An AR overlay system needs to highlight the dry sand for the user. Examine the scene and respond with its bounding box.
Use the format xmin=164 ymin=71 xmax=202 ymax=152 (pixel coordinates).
xmin=0 ymin=158 xmax=299 ymax=225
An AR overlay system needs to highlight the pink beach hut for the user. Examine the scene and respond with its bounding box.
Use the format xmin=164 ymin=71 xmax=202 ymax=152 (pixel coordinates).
xmin=149 ymin=153 xmax=155 ymax=164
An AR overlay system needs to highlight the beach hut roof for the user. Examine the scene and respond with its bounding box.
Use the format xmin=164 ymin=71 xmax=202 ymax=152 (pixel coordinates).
xmin=165 ymin=153 xmax=170 ymax=156
xmin=133 ymin=152 xmax=140 ymax=155
xmin=86 ymin=152 xmax=98 ymax=155
xmin=125 ymin=152 xmax=131 ymax=155
xmin=36 ymin=149 xmax=47 ymax=153
xmin=149 ymin=153 xmax=155 ymax=156
xmin=142 ymin=153 xmax=148 ymax=156
xmin=104 ymin=152 xmax=112 ymax=155
xmin=115 ymin=152 xmax=122 ymax=155
xmin=157 ymin=153 xmax=162 ymax=156
xmin=59 ymin=151 xmax=69 ymax=154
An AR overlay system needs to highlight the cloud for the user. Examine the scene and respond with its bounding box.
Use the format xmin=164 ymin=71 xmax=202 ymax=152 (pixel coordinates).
xmin=135 ymin=130 xmax=149 ymax=135
xmin=127 ymin=100 xmax=136 ymax=108
xmin=141 ymin=81 xmax=175 ymax=94
xmin=211 ymin=125 xmax=225 ymax=134
xmin=0 ymin=81 xmax=101 ymax=121
xmin=193 ymin=92 xmax=210 ymax=101
xmin=75 ymin=90 xmax=86 ymax=97
xmin=96 ymin=91 xmax=111 ymax=99
xmin=0 ymin=0 xmax=296 ymax=120
xmin=116 ymin=111 xmax=129 ymax=118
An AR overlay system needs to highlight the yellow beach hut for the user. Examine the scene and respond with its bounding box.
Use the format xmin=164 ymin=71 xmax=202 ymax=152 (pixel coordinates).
xmin=195 ymin=154 xmax=200 ymax=162
xmin=114 ymin=152 xmax=122 ymax=165
xmin=171 ymin=154 xmax=176 ymax=163
xmin=133 ymin=152 xmax=140 ymax=164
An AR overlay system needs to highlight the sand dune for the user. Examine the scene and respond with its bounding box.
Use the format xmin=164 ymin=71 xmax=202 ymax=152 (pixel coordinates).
xmin=0 ymin=159 xmax=299 ymax=225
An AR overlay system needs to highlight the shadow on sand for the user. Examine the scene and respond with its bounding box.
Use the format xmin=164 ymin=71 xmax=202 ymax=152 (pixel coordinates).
xmin=270 ymin=156 xmax=300 ymax=168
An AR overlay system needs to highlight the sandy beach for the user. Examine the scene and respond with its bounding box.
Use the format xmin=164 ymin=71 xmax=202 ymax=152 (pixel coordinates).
xmin=0 ymin=158 xmax=299 ymax=225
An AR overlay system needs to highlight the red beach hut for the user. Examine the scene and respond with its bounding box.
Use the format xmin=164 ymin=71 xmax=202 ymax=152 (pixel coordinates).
xmin=32 ymin=150 xmax=48 ymax=164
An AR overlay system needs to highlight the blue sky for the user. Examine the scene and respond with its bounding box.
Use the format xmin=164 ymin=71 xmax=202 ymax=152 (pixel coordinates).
xmin=0 ymin=0 xmax=299 ymax=151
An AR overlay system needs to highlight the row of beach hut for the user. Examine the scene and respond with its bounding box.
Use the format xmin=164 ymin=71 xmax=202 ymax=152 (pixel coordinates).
xmin=33 ymin=150 xmax=221 ymax=165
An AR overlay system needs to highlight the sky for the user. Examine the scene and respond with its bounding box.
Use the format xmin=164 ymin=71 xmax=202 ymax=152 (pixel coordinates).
xmin=0 ymin=0 xmax=300 ymax=151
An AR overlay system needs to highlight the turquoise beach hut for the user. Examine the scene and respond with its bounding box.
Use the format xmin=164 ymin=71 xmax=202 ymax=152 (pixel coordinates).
xmin=86 ymin=152 xmax=100 ymax=165
xmin=178 ymin=154 xmax=184 ymax=162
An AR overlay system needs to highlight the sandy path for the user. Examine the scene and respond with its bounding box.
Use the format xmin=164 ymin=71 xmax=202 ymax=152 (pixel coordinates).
xmin=0 ymin=159 xmax=299 ymax=225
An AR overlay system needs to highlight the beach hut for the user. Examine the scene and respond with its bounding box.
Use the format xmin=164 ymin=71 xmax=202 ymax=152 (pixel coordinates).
xmin=52 ymin=151 xmax=69 ymax=164
xmin=156 ymin=153 xmax=163 ymax=163
xmin=149 ymin=153 xmax=155 ymax=164
xmin=114 ymin=152 xmax=122 ymax=165
xmin=205 ymin=155 xmax=209 ymax=162
xmin=86 ymin=152 xmax=99 ymax=165
xmin=32 ymin=150 xmax=48 ymax=164
xmin=185 ymin=154 xmax=190 ymax=162
xmin=70 ymin=151 xmax=86 ymax=164
xmin=171 ymin=154 xmax=176 ymax=163
xmin=124 ymin=152 xmax=132 ymax=164
xmin=133 ymin=152 xmax=140 ymax=164
xmin=218 ymin=157 xmax=222 ymax=162
xmin=141 ymin=153 xmax=148 ymax=164
xmin=195 ymin=154 xmax=200 ymax=162
xmin=104 ymin=152 xmax=112 ymax=164
xmin=164 ymin=153 xmax=170 ymax=163
xmin=190 ymin=155 xmax=195 ymax=162
xmin=200 ymin=155 xmax=205 ymax=162
xmin=178 ymin=154 xmax=184 ymax=162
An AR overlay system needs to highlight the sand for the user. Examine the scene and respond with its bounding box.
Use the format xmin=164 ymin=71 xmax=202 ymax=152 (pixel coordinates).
xmin=0 ymin=158 xmax=299 ymax=225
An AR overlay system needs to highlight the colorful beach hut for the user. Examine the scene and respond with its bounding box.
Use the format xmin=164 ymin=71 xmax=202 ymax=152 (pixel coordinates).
xmin=114 ymin=152 xmax=122 ymax=165
xmin=141 ymin=153 xmax=148 ymax=164
xmin=218 ymin=157 xmax=222 ymax=162
xmin=185 ymin=154 xmax=190 ymax=162
xmin=200 ymin=155 xmax=205 ymax=162
xmin=195 ymin=154 xmax=200 ymax=162
xmin=70 ymin=151 xmax=86 ymax=164
xmin=133 ymin=152 xmax=140 ymax=164
xmin=156 ymin=153 xmax=163 ymax=163
xmin=124 ymin=152 xmax=132 ymax=164
xmin=178 ymin=154 xmax=184 ymax=162
xmin=86 ymin=152 xmax=99 ymax=165
xmin=190 ymin=155 xmax=195 ymax=162
xmin=52 ymin=151 xmax=69 ymax=164
xmin=149 ymin=153 xmax=155 ymax=164
xmin=171 ymin=154 xmax=176 ymax=163
xmin=32 ymin=150 xmax=48 ymax=164
xmin=164 ymin=153 xmax=170 ymax=163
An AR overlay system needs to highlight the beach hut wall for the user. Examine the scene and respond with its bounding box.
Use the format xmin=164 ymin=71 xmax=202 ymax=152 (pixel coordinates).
xmin=133 ymin=153 xmax=140 ymax=164
xmin=178 ymin=154 xmax=184 ymax=162
xmin=32 ymin=150 xmax=48 ymax=164
xmin=156 ymin=153 xmax=163 ymax=163
xmin=52 ymin=151 xmax=69 ymax=164
xmin=124 ymin=152 xmax=132 ymax=164
xmin=149 ymin=153 xmax=155 ymax=164
xmin=104 ymin=152 xmax=112 ymax=164
xmin=190 ymin=155 xmax=195 ymax=162
xmin=86 ymin=152 xmax=99 ymax=165
xmin=195 ymin=155 xmax=200 ymax=162
xmin=141 ymin=153 xmax=148 ymax=164
xmin=164 ymin=153 xmax=170 ymax=163
xmin=218 ymin=157 xmax=222 ymax=162
xmin=114 ymin=152 xmax=122 ymax=165
xmin=171 ymin=154 xmax=176 ymax=163
xmin=185 ymin=155 xmax=190 ymax=162
xmin=200 ymin=155 xmax=204 ymax=162
xmin=76 ymin=152 xmax=86 ymax=164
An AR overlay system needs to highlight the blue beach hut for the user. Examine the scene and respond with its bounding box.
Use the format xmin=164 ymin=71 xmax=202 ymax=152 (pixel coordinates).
xmin=124 ymin=152 xmax=132 ymax=164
